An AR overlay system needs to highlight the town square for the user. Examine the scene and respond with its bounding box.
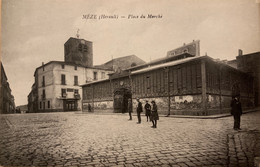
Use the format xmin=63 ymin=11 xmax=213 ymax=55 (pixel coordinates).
xmin=1 ymin=0 xmax=260 ymax=166
xmin=0 ymin=111 xmax=259 ymax=166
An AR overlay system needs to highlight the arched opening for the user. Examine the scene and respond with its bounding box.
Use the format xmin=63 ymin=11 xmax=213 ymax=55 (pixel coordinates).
xmin=113 ymin=88 xmax=132 ymax=113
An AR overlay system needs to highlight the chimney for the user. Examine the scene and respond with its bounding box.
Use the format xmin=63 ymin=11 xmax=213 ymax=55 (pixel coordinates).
xmin=42 ymin=62 xmax=44 ymax=66
xmin=238 ymin=49 xmax=243 ymax=56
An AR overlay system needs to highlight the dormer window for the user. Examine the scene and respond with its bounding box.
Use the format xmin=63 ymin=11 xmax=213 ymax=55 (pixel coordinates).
xmin=78 ymin=44 xmax=82 ymax=51
xmin=93 ymin=72 xmax=98 ymax=80
xmin=83 ymin=45 xmax=87 ymax=52
xmin=183 ymin=49 xmax=188 ymax=53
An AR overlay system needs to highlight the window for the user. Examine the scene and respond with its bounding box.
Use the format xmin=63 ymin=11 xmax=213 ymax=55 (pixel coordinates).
xmin=42 ymin=89 xmax=46 ymax=99
xmin=61 ymin=74 xmax=66 ymax=85
xmin=93 ymin=72 xmax=97 ymax=80
xmin=48 ymin=101 xmax=50 ymax=109
xmin=78 ymin=44 xmax=82 ymax=51
xmin=61 ymin=89 xmax=66 ymax=97
xmin=40 ymin=102 xmax=42 ymax=109
xmin=74 ymin=66 xmax=77 ymax=70
xmin=74 ymin=89 xmax=79 ymax=94
xmin=42 ymin=76 xmax=45 ymax=87
xmin=101 ymin=72 xmax=105 ymax=79
xmin=131 ymin=62 xmax=137 ymax=67
xmin=183 ymin=49 xmax=188 ymax=53
xmin=43 ymin=102 xmax=45 ymax=109
xmin=146 ymin=75 xmax=151 ymax=90
xmin=74 ymin=76 xmax=78 ymax=85
xmin=61 ymin=64 xmax=65 ymax=69
xmin=83 ymin=45 xmax=87 ymax=52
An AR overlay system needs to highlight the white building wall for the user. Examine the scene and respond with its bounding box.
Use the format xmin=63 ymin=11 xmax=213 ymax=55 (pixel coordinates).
xmin=36 ymin=62 xmax=112 ymax=111
xmin=37 ymin=64 xmax=55 ymax=110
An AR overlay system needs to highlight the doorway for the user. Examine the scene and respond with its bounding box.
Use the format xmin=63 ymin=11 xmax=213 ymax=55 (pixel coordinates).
xmin=113 ymin=88 xmax=132 ymax=113
xmin=63 ymin=100 xmax=78 ymax=111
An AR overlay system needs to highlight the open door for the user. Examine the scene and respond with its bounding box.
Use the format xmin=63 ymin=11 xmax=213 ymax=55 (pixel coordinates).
xmin=113 ymin=88 xmax=132 ymax=113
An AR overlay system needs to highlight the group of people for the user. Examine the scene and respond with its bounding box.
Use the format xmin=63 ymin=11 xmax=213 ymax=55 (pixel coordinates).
xmin=126 ymin=94 xmax=243 ymax=130
xmin=128 ymin=98 xmax=159 ymax=128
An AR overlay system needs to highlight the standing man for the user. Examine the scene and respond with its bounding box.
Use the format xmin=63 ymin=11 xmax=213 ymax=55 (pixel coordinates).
xmin=151 ymin=100 xmax=159 ymax=128
xmin=128 ymin=99 xmax=132 ymax=120
xmin=136 ymin=98 xmax=143 ymax=124
xmin=230 ymin=95 xmax=242 ymax=130
xmin=144 ymin=100 xmax=151 ymax=122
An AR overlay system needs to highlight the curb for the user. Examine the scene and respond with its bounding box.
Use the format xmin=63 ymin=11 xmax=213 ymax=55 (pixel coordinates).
xmin=76 ymin=108 xmax=260 ymax=119
xmin=166 ymin=109 xmax=260 ymax=119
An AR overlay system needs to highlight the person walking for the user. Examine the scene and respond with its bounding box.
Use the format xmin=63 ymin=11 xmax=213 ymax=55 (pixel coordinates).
xmin=144 ymin=100 xmax=151 ymax=122
xmin=128 ymin=99 xmax=132 ymax=120
xmin=150 ymin=100 xmax=159 ymax=128
xmin=136 ymin=98 xmax=143 ymax=124
xmin=230 ymin=95 xmax=242 ymax=130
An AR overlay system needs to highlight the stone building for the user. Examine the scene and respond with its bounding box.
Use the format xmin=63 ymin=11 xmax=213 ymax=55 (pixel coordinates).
xmin=236 ymin=51 xmax=260 ymax=106
xmin=28 ymin=37 xmax=113 ymax=112
xmin=95 ymin=55 xmax=146 ymax=71
xmin=0 ymin=62 xmax=15 ymax=114
xmin=64 ymin=37 xmax=93 ymax=67
xmin=81 ymin=41 xmax=255 ymax=115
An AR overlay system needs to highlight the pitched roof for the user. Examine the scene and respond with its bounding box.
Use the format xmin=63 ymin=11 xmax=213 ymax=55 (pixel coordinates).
xmin=33 ymin=61 xmax=112 ymax=76
xmin=95 ymin=55 xmax=146 ymax=70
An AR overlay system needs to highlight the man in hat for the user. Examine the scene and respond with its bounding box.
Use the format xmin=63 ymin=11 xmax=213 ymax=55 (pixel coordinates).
xmin=136 ymin=98 xmax=143 ymax=124
xmin=230 ymin=95 xmax=242 ymax=130
xmin=144 ymin=100 xmax=151 ymax=122
xmin=150 ymin=100 xmax=159 ymax=128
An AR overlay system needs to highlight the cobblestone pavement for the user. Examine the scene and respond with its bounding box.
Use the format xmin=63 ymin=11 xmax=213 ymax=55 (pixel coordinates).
xmin=0 ymin=111 xmax=259 ymax=167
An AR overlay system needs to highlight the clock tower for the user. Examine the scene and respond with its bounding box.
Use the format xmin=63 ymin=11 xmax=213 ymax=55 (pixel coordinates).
xmin=64 ymin=37 xmax=93 ymax=67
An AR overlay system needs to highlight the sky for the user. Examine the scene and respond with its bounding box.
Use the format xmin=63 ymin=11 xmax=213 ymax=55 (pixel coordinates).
xmin=1 ymin=0 xmax=260 ymax=106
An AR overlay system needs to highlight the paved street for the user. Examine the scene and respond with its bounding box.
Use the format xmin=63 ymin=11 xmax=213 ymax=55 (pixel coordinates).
xmin=0 ymin=111 xmax=259 ymax=167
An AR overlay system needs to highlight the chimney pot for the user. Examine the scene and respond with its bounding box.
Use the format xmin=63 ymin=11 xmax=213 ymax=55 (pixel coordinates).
xmin=238 ymin=49 xmax=243 ymax=56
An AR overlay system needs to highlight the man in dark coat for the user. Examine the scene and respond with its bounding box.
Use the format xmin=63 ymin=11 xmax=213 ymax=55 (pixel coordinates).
xmin=144 ymin=100 xmax=151 ymax=122
xmin=136 ymin=98 xmax=143 ymax=124
xmin=230 ymin=95 xmax=242 ymax=130
xmin=151 ymin=100 xmax=159 ymax=128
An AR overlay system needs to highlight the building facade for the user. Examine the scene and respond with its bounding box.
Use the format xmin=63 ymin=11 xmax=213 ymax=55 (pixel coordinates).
xmin=0 ymin=62 xmax=15 ymax=114
xmin=236 ymin=51 xmax=260 ymax=106
xmin=82 ymin=43 xmax=255 ymax=116
xmin=28 ymin=37 xmax=113 ymax=112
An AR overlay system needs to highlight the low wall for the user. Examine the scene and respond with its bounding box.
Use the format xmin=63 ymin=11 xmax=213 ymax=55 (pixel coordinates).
xmin=132 ymin=94 xmax=204 ymax=116
xmin=82 ymin=94 xmax=255 ymax=115
xmin=83 ymin=100 xmax=113 ymax=113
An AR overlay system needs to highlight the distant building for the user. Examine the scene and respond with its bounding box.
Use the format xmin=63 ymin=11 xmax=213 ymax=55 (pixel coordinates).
xmin=167 ymin=40 xmax=200 ymax=57
xmin=227 ymin=59 xmax=237 ymax=69
xmin=28 ymin=37 xmax=113 ymax=112
xmin=95 ymin=55 xmax=146 ymax=71
xmin=16 ymin=104 xmax=28 ymax=114
xmin=0 ymin=62 xmax=15 ymax=114
xmin=81 ymin=42 xmax=255 ymax=116
xmin=236 ymin=51 xmax=260 ymax=106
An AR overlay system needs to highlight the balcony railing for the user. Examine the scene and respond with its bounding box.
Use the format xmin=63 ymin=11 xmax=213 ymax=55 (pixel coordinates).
xmin=74 ymin=94 xmax=80 ymax=99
